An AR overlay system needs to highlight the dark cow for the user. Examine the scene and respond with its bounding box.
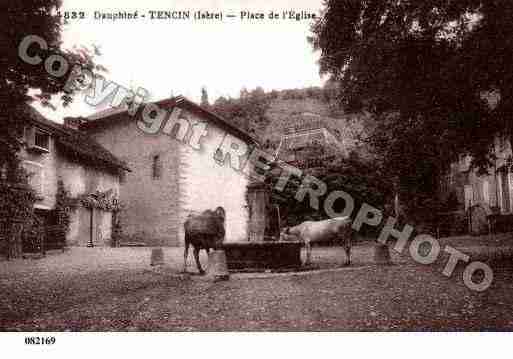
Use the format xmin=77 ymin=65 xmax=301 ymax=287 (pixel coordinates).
xmin=183 ymin=206 xmax=226 ymax=274
xmin=280 ymin=217 xmax=353 ymax=266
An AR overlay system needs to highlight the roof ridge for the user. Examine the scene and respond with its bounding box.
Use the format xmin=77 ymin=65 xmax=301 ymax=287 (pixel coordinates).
xmin=23 ymin=104 xmax=130 ymax=172
xmin=81 ymin=95 xmax=259 ymax=145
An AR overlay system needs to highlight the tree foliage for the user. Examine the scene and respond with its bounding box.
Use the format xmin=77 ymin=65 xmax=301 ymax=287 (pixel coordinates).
xmin=265 ymin=155 xmax=392 ymax=232
xmin=200 ymin=86 xmax=209 ymax=107
xmin=211 ymin=85 xmax=343 ymax=138
xmin=0 ymin=1 xmax=104 ymax=257
xmin=309 ymin=0 xmax=513 ymax=211
xmin=55 ymin=180 xmax=79 ymax=236
xmin=212 ymin=87 xmax=275 ymax=135
xmin=0 ymin=1 xmax=104 ymax=175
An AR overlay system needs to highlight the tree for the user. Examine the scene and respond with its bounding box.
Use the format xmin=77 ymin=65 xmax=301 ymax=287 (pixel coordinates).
xmin=265 ymin=156 xmax=392 ymax=234
xmin=0 ymin=1 xmax=104 ymax=257
xmin=309 ymin=0 xmax=513 ymax=216
xmin=0 ymin=157 xmax=37 ymax=259
xmin=1 ymin=1 xmax=103 ymax=175
xmin=211 ymin=87 xmax=274 ymax=136
xmin=200 ymin=86 xmax=209 ymax=107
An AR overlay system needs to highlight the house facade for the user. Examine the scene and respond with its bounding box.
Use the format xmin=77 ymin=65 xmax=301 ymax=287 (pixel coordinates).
xmin=80 ymin=96 xmax=258 ymax=246
xmin=440 ymin=134 xmax=513 ymax=234
xmin=274 ymin=112 xmax=348 ymax=169
xmin=16 ymin=105 xmax=129 ymax=247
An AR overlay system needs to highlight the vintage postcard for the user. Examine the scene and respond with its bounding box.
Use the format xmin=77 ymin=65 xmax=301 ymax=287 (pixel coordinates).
xmin=0 ymin=0 xmax=512 ymax=356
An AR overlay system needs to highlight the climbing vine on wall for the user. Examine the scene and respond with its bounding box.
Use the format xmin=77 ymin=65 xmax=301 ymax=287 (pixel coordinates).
xmin=55 ymin=180 xmax=125 ymax=244
xmin=78 ymin=190 xmax=124 ymax=212
xmin=0 ymin=163 xmax=37 ymax=258
xmin=55 ymin=180 xmax=80 ymax=235
xmin=0 ymin=158 xmax=37 ymax=219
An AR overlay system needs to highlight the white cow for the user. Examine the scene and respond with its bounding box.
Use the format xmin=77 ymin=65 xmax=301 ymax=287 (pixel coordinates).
xmin=280 ymin=217 xmax=353 ymax=266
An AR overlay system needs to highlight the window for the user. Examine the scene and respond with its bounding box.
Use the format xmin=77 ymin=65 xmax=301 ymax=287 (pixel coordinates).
xmin=16 ymin=125 xmax=26 ymax=143
xmin=483 ymin=180 xmax=490 ymax=204
xmin=500 ymin=134 xmax=508 ymax=151
xmin=458 ymin=154 xmax=471 ymax=171
xmin=0 ymin=163 xmax=6 ymax=181
xmin=214 ymin=148 xmax=224 ymax=164
xmin=34 ymin=129 xmax=50 ymax=150
xmin=152 ymin=155 xmax=162 ymax=179
xmin=464 ymin=185 xmax=474 ymax=211
xmin=27 ymin=126 xmax=50 ymax=153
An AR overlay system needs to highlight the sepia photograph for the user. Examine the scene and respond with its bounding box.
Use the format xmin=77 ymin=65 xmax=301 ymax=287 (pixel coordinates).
xmin=1 ymin=0 xmax=513 ymax=355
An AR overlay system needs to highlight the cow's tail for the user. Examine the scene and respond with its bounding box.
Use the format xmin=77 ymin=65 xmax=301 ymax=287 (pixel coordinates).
xmin=349 ymin=229 xmax=355 ymax=264
xmin=183 ymin=224 xmax=190 ymax=272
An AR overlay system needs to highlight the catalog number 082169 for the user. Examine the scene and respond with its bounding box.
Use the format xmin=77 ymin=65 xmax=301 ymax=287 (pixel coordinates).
xmin=24 ymin=337 xmax=56 ymax=345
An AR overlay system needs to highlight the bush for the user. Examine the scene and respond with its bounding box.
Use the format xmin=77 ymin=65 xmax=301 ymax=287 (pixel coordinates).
xmin=55 ymin=180 xmax=79 ymax=239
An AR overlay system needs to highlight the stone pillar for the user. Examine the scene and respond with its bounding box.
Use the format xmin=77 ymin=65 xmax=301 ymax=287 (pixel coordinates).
xmin=247 ymin=182 xmax=270 ymax=242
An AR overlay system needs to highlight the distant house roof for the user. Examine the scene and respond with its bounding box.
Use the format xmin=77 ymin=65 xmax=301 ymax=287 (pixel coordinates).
xmin=274 ymin=113 xmax=347 ymax=167
xmin=22 ymin=105 xmax=130 ymax=172
xmin=81 ymin=95 xmax=259 ymax=146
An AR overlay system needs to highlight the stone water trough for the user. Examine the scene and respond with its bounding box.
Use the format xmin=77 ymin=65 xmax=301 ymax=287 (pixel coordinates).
xmin=220 ymin=241 xmax=302 ymax=271
xmin=223 ymin=182 xmax=301 ymax=271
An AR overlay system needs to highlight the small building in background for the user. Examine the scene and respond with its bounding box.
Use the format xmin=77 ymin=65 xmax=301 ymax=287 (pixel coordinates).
xmin=273 ymin=112 xmax=349 ymax=169
xmin=438 ymin=91 xmax=512 ymax=235
xmin=439 ymin=135 xmax=513 ymax=235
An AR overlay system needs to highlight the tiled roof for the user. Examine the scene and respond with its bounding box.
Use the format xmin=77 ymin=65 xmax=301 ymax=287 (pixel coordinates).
xmin=281 ymin=130 xmax=325 ymax=150
xmin=275 ymin=113 xmax=347 ymax=166
xmin=83 ymin=96 xmax=259 ymax=146
xmin=22 ymin=105 xmax=130 ymax=172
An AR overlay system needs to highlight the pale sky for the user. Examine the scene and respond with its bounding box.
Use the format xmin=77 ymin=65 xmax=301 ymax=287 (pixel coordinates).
xmin=34 ymin=0 xmax=325 ymax=122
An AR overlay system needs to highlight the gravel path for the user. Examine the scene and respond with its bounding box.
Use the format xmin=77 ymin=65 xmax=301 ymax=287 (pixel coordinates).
xmin=1 ymin=238 xmax=513 ymax=331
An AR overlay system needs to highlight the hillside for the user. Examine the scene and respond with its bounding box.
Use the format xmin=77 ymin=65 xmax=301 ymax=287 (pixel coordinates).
xmin=210 ymin=87 xmax=373 ymax=159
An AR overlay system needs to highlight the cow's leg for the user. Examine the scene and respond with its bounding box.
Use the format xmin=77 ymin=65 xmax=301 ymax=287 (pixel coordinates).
xmin=205 ymin=247 xmax=211 ymax=272
xmin=344 ymin=243 xmax=351 ymax=266
xmin=304 ymin=239 xmax=311 ymax=266
xmin=343 ymin=232 xmax=352 ymax=266
xmin=193 ymin=247 xmax=205 ymax=275
xmin=183 ymin=240 xmax=190 ymax=273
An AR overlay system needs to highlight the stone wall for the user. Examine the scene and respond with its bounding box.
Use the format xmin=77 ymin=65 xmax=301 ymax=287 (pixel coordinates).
xmin=87 ymin=118 xmax=181 ymax=246
xmin=179 ymin=112 xmax=249 ymax=243
xmin=87 ymin=105 xmax=251 ymax=246
xmin=19 ymin=133 xmax=120 ymax=246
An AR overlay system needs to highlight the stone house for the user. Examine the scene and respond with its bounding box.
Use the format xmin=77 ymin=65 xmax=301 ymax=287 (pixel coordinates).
xmin=15 ymin=105 xmax=129 ymax=247
xmin=274 ymin=112 xmax=349 ymax=169
xmin=440 ymin=134 xmax=513 ymax=234
xmin=438 ymin=92 xmax=513 ymax=235
xmin=79 ymin=96 xmax=259 ymax=246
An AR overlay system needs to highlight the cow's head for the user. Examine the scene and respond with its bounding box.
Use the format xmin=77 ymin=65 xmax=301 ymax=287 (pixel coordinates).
xmin=279 ymin=227 xmax=290 ymax=240
xmin=214 ymin=206 xmax=226 ymax=222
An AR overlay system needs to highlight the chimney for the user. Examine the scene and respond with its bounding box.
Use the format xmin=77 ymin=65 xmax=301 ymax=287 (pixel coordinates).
xmin=63 ymin=116 xmax=85 ymax=130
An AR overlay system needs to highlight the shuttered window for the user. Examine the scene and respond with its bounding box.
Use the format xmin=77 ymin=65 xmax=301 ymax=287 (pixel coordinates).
xmin=483 ymin=180 xmax=490 ymax=204
xmin=34 ymin=129 xmax=50 ymax=150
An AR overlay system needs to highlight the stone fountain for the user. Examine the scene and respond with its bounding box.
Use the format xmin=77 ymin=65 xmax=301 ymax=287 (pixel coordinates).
xmin=221 ymin=182 xmax=302 ymax=271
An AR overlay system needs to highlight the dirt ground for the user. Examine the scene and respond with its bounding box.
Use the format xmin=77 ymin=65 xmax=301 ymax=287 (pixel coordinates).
xmin=1 ymin=234 xmax=513 ymax=331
